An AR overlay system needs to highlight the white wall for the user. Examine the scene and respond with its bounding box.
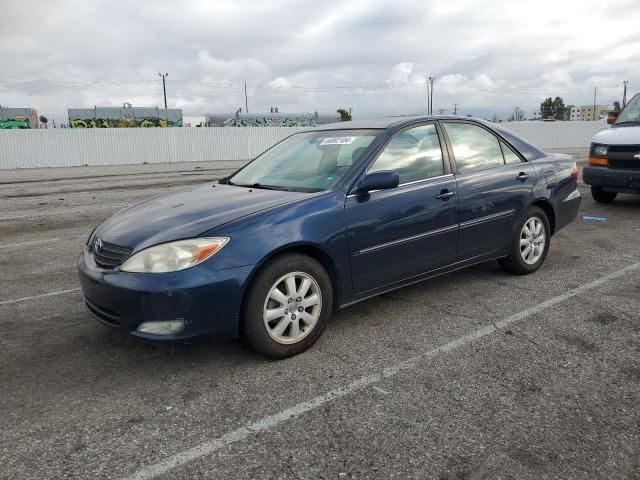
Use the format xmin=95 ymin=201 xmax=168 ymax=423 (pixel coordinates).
xmin=0 ymin=121 xmax=608 ymax=169
xmin=0 ymin=127 xmax=305 ymax=169
xmin=499 ymin=120 xmax=608 ymax=148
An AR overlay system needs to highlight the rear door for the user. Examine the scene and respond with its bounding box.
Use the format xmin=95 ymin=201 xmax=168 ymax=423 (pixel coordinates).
xmin=345 ymin=123 xmax=459 ymax=294
xmin=441 ymin=121 xmax=536 ymax=260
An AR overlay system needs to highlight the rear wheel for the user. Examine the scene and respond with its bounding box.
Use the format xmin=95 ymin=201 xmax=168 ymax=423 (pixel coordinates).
xmin=498 ymin=206 xmax=550 ymax=275
xmin=241 ymin=253 xmax=333 ymax=358
xmin=591 ymin=186 xmax=617 ymax=203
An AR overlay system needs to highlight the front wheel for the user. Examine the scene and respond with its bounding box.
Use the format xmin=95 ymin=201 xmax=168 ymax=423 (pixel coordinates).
xmin=498 ymin=206 xmax=550 ymax=275
xmin=241 ymin=253 xmax=333 ymax=358
xmin=591 ymin=186 xmax=617 ymax=203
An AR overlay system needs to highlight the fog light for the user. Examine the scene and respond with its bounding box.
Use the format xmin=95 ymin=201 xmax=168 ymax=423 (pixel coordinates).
xmin=136 ymin=320 xmax=185 ymax=335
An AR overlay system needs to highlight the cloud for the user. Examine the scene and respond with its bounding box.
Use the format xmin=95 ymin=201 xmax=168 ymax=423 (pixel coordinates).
xmin=386 ymin=63 xmax=414 ymax=86
xmin=265 ymin=77 xmax=293 ymax=90
xmin=1 ymin=0 xmax=639 ymax=123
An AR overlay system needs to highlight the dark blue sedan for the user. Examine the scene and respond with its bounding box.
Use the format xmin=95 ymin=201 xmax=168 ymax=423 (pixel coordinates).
xmin=78 ymin=116 xmax=581 ymax=357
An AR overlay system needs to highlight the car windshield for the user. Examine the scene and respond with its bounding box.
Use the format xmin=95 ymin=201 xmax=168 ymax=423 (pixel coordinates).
xmin=229 ymin=130 xmax=379 ymax=192
xmin=615 ymin=95 xmax=640 ymax=125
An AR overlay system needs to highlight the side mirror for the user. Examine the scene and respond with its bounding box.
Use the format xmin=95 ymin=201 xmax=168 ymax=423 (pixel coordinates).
xmin=357 ymin=170 xmax=399 ymax=193
xmin=607 ymin=111 xmax=619 ymax=125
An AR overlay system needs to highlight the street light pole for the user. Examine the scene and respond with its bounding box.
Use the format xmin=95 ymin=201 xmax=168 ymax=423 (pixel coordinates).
xmin=428 ymin=76 xmax=435 ymax=115
xmin=158 ymin=73 xmax=169 ymax=109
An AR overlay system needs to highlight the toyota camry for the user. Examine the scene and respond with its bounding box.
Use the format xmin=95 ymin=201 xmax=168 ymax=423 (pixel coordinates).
xmin=78 ymin=116 xmax=581 ymax=358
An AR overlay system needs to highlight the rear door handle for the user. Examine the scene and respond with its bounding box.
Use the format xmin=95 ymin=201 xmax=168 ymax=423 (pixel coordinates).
xmin=436 ymin=190 xmax=456 ymax=201
xmin=516 ymin=172 xmax=530 ymax=182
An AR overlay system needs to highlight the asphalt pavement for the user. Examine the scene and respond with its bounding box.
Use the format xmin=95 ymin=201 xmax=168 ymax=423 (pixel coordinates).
xmin=1 ymin=153 xmax=639 ymax=480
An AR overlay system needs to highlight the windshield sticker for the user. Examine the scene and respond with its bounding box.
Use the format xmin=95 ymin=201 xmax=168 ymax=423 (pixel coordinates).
xmin=320 ymin=136 xmax=357 ymax=145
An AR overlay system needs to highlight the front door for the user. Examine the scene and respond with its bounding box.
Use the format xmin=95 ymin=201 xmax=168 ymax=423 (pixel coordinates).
xmin=345 ymin=123 xmax=459 ymax=294
xmin=442 ymin=121 xmax=536 ymax=260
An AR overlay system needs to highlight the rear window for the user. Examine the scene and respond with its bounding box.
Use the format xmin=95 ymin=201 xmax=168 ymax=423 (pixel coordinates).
xmin=491 ymin=125 xmax=545 ymax=161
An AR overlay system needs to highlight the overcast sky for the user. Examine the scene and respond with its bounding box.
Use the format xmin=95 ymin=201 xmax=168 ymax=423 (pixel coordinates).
xmin=2 ymin=0 xmax=639 ymax=124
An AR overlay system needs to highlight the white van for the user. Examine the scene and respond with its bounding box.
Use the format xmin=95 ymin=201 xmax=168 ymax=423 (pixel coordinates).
xmin=583 ymin=93 xmax=640 ymax=202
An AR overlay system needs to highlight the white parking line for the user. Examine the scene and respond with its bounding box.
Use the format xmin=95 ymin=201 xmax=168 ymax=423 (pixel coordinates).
xmin=126 ymin=261 xmax=640 ymax=480
xmin=0 ymin=238 xmax=59 ymax=249
xmin=0 ymin=288 xmax=81 ymax=306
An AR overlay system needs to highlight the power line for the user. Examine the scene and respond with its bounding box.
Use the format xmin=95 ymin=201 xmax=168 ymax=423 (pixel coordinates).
xmin=0 ymin=78 xmax=626 ymax=95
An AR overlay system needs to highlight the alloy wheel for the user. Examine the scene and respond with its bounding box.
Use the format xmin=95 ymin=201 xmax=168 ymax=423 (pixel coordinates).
xmin=520 ymin=216 xmax=546 ymax=265
xmin=263 ymin=271 xmax=322 ymax=344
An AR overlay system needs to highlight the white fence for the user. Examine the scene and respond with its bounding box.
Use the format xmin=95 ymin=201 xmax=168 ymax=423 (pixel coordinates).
xmin=499 ymin=120 xmax=608 ymax=150
xmin=0 ymin=127 xmax=305 ymax=169
xmin=0 ymin=121 xmax=609 ymax=169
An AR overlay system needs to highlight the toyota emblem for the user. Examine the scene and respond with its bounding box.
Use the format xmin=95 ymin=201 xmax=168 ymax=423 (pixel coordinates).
xmin=93 ymin=237 xmax=103 ymax=253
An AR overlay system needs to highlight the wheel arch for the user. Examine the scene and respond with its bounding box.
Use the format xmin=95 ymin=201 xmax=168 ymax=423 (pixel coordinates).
xmin=529 ymin=198 xmax=556 ymax=235
xmin=240 ymin=242 xmax=343 ymax=315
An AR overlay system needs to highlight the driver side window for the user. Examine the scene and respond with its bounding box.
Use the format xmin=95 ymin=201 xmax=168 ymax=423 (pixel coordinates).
xmin=369 ymin=124 xmax=444 ymax=184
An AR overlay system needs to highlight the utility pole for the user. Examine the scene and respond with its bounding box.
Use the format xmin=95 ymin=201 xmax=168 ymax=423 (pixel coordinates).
xmin=592 ymin=86 xmax=597 ymax=121
xmin=244 ymin=81 xmax=249 ymax=114
xmin=158 ymin=73 xmax=168 ymax=109
xmin=623 ymin=80 xmax=629 ymax=107
xmin=438 ymin=108 xmax=445 ymax=115
xmin=453 ymin=104 xmax=458 ymax=115
xmin=426 ymin=80 xmax=431 ymax=115
xmin=428 ymin=76 xmax=435 ymax=115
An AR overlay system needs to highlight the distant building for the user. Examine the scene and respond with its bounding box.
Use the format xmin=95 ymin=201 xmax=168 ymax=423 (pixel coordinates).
xmin=205 ymin=110 xmax=341 ymax=127
xmin=68 ymin=105 xmax=183 ymax=128
xmin=0 ymin=107 xmax=39 ymax=129
xmin=576 ymin=104 xmax=610 ymax=121
xmin=568 ymin=105 xmax=579 ymax=121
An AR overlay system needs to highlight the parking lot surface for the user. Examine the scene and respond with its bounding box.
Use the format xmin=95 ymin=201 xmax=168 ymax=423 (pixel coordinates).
xmin=1 ymin=155 xmax=640 ymax=480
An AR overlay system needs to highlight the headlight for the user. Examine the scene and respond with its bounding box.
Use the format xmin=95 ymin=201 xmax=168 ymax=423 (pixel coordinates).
xmin=120 ymin=237 xmax=229 ymax=273
xmin=593 ymin=145 xmax=607 ymax=156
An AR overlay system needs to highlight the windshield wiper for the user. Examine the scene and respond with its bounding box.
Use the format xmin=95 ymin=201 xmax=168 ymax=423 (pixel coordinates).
xmin=248 ymin=183 xmax=291 ymax=191
xmin=229 ymin=182 xmax=290 ymax=191
xmin=615 ymin=121 xmax=640 ymax=126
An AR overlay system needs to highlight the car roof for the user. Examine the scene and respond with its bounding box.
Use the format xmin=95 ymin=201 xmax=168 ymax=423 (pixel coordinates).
xmin=310 ymin=115 xmax=489 ymax=131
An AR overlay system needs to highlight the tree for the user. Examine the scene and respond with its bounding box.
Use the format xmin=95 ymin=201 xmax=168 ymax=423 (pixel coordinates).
xmin=552 ymin=96 xmax=566 ymax=120
xmin=540 ymin=97 xmax=554 ymax=119
xmin=337 ymin=108 xmax=352 ymax=121
xmin=539 ymin=96 xmax=567 ymax=120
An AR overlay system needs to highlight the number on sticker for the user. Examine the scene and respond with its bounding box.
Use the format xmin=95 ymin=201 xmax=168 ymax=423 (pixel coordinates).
xmin=320 ymin=137 xmax=356 ymax=145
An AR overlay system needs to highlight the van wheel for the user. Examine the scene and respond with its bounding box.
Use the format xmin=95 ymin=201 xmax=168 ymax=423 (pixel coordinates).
xmin=591 ymin=186 xmax=617 ymax=203
xmin=498 ymin=206 xmax=550 ymax=275
xmin=241 ymin=253 xmax=333 ymax=359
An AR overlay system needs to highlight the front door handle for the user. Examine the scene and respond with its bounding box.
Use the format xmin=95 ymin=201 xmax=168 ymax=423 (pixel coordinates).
xmin=516 ymin=172 xmax=530 ymax=182
xmin=436 ymin=190 xmax=456 ymax=201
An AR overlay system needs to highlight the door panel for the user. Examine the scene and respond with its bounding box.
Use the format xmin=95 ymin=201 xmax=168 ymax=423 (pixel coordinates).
xmin=346 ymin=176 xmax=458 ymax=293
xmin=442 ymin=121 xmax=536 ymax=260
xmin=455 ymin=163 xmax=535 ymax=259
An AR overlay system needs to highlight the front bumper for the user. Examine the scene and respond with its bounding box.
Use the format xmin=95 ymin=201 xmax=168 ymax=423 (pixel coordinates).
xmin=77 ymin=248 xmax=254 ymax=341
xmin=583 ymin=165 xmax=640 ymax=193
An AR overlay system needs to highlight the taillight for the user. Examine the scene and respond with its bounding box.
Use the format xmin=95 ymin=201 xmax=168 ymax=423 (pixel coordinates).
xmin=571 ymin=161 xmax=579 ymax=180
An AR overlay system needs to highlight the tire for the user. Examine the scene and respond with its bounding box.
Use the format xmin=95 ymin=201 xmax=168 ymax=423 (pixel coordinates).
xmin=498 ymin=206 xmax=551 ymax=275
xmin=240 ymin=253 xmax=333 ymax=359
xmin=591 ymin=186 xmax=617 ymax=203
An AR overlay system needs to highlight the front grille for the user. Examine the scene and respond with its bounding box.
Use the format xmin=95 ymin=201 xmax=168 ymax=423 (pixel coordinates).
xmin=84 ymin=296 xmax=121 ymax=327
xmin=608 ymin=145 xmax=640 ymax=153
xmin=607 ymin=145 xmax=640 ymax=170
xmin=608 ymin=158 xmax=640 ymax=170
xmin=92 ymin=240 xmax=133 ymax=268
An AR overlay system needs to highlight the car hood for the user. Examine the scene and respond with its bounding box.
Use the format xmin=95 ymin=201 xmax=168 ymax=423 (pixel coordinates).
xmin=592 ymin=125 xmax=640 ymax=145
xmin=94 ymin=183 xmax=309 ymax=250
